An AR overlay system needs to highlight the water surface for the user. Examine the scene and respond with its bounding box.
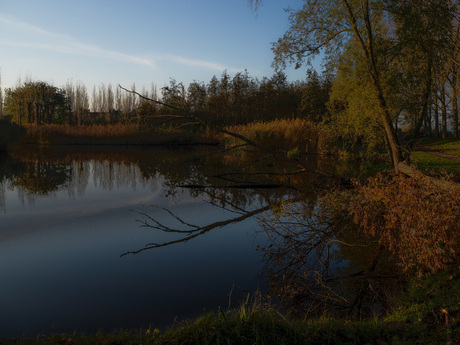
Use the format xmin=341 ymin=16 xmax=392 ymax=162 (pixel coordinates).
xmin=0 ymin=145 xmax=388 ymax=337
xmin=0 ymin=146 xmax=277 ymax=337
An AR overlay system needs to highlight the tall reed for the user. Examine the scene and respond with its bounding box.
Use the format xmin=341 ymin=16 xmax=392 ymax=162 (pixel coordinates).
xmin=225 ymin=119 xmax=331 ymax=155
xmin=21 ymin=124 xmax=216 ymax=146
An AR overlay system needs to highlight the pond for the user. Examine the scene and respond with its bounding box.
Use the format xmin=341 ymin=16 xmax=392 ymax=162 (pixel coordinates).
xmin=0 ymin=145 xmax=299 ymax=337
xmin=0 ymin=145 xmax=388 ymax=338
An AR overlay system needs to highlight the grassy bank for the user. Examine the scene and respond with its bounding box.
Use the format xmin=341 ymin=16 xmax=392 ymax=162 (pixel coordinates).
xmin=418 ymin=137 xmax=460 ymax=156
xmin=411 ymin=137 xmax=460 ymax=180
xmin=4 ymin=271 xmax=458 ymax=345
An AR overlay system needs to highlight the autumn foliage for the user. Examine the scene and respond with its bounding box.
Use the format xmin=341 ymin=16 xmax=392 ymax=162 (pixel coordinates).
xmin=347 ymin=171 xmax=459 ymax=274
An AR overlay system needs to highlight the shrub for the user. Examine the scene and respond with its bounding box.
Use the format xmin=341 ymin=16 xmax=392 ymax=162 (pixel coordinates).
xmin=347 ymin=171 xmax=460 ymax=274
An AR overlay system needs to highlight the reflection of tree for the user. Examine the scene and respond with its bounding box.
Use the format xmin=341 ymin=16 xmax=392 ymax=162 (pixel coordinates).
xmin=5 ymin=146 xmax=306 ymax=209
xmin=259 ymin=199 xmax=402 ymax=318
xmin=12 ymin=160 xmax=72 ymax=195
xmin=0 ymin=155 xmax=27 ymax=211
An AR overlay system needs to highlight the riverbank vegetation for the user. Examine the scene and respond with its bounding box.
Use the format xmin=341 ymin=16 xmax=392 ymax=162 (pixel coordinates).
xmin=20 ymin=123 xmax=217 ymax=146
xmin=225 ymin=118 xmax=332 ymax=156
xmin=4 ymin=268 xmax=458 ymax=345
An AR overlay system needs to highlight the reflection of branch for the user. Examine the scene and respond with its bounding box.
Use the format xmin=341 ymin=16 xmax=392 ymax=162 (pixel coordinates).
xmin=260 ymin=201 xmax=401 ymax=318
xmin=178 ymin=183 xmax=282 ymax=189
xmin=214 ymin=169 xmax=312 ymax=178
xmin=185 ymin=143 xmax=251 ymax=163
xmin=121 ymin=197 xmax=301 ymax=257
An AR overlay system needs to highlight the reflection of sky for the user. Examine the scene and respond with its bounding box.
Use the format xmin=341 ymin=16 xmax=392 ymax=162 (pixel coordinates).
xmin=0 ymin=158 xmax=269 ymax=337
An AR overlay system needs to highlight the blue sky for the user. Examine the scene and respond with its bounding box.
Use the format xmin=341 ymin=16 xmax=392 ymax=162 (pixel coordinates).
xmin=0 ymin=0 xmax=318 ymax=92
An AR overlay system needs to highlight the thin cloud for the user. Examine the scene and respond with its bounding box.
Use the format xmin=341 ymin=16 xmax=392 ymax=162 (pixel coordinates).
xmin=0 ymin=15 xmax=155 ymax=68
xmin=165 ymin=55 xmax=243 ymax=73
xmin=0 ymin=15 xmax=63 ymax=39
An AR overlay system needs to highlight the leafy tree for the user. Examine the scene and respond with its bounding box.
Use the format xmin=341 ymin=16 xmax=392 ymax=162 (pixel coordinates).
xmin=261 ymin=0 xmax=452 ymax=169
xmin=187 ymin=81 xmax=207 ymax=113
xmin=205 ymin=72 xmax=231 ymax=124
xmin=389 ymin=0 xmax=450 ymax=144
xmin=301 ymin=70 xmax=332 ymax=122
xmin=328 ymin=48 xmax=388 ymax=152
xmin=4 ymin=81 xmax=70 ymax=125
xmin=160 ymin=78 xmax=187 ymax=114
xmin=230 ymin=70 xmax=257 ymax=124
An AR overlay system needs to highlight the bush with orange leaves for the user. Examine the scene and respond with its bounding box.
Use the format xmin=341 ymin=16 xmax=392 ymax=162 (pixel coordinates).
xmin=346 ymin=171 xmax=459 ymax=274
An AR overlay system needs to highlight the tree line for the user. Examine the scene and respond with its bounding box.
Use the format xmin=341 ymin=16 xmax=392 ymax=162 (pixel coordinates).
xmin=0 ymin=71 xmax=332 ymax=128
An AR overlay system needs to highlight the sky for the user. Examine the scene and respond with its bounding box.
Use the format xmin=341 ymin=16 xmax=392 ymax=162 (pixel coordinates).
xmin=0 ymin=0 xmax=318 ymax=93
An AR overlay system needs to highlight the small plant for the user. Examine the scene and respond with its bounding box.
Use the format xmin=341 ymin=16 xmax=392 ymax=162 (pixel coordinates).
xmin=287 ymin=146 xmax=300 ymax=158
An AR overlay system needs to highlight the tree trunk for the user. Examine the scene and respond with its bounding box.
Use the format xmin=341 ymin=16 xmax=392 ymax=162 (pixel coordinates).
xmin=409 ymin=62 xmax=432 ymax=148
xmin=35 ymin=103 xmax=41 ymax=126
xmin=343 ymin=0 xmax=403 ymax=169
xmin=452 ymin=73 xmax=459 ymax=138
xmin=434 ymin=90 xmax=440 ymax=137
xmin=398 ymin=162 xmax=460 ymax=192
xmin=441 ymin=83 xmax=448 ymax=138
xmin=427 ymin=95 xmax=432 ymax=136
xmin=27 ymin=102 xmax=33 ymax=124
xmin=423 ymin=109 xmax=428 ymax=135
xmin=18 ymin=102 xmax=22 ymax=125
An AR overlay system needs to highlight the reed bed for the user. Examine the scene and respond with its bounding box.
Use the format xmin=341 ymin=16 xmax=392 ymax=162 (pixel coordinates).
xmin=22 ymin=124 xmax=216 ymax=146
xmin=225 ymin=119 xmax=332 ymax=155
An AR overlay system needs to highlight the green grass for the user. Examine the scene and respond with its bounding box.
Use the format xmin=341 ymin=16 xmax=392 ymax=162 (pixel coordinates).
xmin=418 ymin=137 xmax=460 ymax=156
xmin=411 ymin=151 xmax=460 ymax=181
xmin=385 ymin=267 xmax=460 ymax=345
xmin=0 ymin=314 xmax=430 ymax=345
xmin=4 ymin=286 xmax=457 ymax=345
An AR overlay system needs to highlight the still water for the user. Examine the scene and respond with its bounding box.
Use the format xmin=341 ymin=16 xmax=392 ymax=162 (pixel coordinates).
xmin=0 ymin=146 xmax=288 ymax=337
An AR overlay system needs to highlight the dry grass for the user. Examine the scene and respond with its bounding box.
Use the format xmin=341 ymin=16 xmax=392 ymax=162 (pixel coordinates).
xmin=22 ymin=124 xmax=216 ymax=146
xmin=225 ymin=119 xmax=332 ymax=155
xmin=24 ymin=123 xmax=141 ymax=141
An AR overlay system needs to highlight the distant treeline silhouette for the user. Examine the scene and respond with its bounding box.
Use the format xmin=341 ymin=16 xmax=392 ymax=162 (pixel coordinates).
xmin=0 ymin=70 xmax=332 ymax=128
